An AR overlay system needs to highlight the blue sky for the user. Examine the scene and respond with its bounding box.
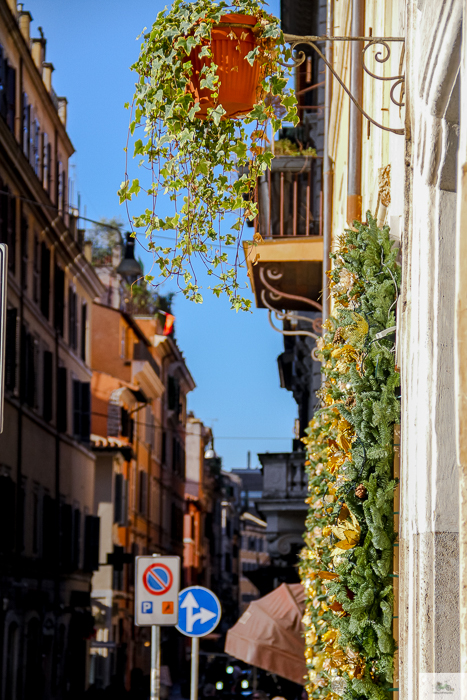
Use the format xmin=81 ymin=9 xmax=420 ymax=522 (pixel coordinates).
xmin=28 ymin=0 xmax=297 ymax=469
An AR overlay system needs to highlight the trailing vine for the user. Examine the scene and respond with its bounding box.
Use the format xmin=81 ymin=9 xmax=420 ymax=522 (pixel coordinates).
xmin=300 ymin=214 xmax=400 ymax=700
xmin=120 ymin=0 xmax=298 ymax=311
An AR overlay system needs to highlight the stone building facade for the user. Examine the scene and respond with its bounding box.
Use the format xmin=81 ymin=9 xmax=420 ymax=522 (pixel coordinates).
xmin=0 ymin=1 xmax=103 ymax=697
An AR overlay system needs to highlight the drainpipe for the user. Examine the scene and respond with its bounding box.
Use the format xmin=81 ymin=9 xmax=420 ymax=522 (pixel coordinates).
xmin=346 ymin=0 xmax=364 ymax=225
xmin=322 ymin=0 xmax=334 ymax=325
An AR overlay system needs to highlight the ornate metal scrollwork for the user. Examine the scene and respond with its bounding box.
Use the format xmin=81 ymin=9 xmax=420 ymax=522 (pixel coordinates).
xmin=282 ymin=34 xmax=406 ymax=136
xmin=258 ymin=267 xmax=322 ymax=342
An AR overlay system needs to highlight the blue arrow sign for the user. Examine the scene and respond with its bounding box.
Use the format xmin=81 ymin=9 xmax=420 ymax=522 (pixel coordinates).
xmin=176 ymin=587 xmax=221 ymax=638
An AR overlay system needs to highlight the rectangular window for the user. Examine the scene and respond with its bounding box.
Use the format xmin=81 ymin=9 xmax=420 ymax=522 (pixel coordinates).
xmin=0 ymin=47 xmax=16 ymax=133
xmin=42 ymin=351 xmax=53 ymax=422
xmin=53 ymin=264 xmax=65 ymax=335
xmin=40 ymin=242 xmax=50 ymax=319
xmin=167 ymin=376 xmax=180 ymax=412
xmin=57 ymin=367 xmax=67 ymax=432
xmin=72 ymin=380 xmax=90 ymax=442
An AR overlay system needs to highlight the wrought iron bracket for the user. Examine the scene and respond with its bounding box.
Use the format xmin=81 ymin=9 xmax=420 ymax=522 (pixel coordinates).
xmin=283 ymin=34 xmax=405 ymax=136
xmin=258 ymin=267 xmax=323 ymax=344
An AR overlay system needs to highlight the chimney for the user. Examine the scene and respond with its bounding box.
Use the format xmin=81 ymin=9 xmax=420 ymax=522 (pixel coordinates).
xmin=42 ymin=62 xmax=54 ymax=92
xmin=31 ymin=38 xmax=46 ymax=70
xmin=57 ymin=97 xmax=67 ymax=127
xmin=17 ymin=5 xmax=33 ymax=45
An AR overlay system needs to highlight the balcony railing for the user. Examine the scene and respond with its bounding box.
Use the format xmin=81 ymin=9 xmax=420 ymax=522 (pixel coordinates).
xmin=255 ymin=155 xmax=322 ymax=238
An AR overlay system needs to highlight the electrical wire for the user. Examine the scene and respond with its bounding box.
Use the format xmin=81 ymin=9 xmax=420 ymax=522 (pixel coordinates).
xmin=92 ymin=410 xmax=291 ymax=440
xmin=0 ymin=189 xmax=177 ymax=241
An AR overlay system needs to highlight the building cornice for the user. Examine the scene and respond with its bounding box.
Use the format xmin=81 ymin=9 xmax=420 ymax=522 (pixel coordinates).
xmin=0 ymin=0 xmax=74 ymax=155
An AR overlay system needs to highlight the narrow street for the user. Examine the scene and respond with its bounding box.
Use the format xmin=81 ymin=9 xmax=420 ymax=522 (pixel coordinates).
xmin=0 ymin=0 xmax=466 ymax=699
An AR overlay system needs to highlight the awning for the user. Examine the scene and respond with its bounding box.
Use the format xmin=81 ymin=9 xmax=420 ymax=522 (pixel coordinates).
xmin=224 ymin=583 xmax=306 ymax=685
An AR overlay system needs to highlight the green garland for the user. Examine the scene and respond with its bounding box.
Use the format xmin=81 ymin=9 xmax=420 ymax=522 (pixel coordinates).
xmin=300 ymin=214 xmax=401 ymax=700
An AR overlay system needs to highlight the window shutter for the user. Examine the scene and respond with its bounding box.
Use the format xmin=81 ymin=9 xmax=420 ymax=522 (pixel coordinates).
xmin=83 ymin=515 xmax=100 ymax=572
xmin=114 ymin=473 xmax=123 ymax=524
xmin=107 ymin=399 xmax=121 ymax=437
xmin=42 ymin=495 xmax=56 ymax=565
xmin=6 ymin=65 xmax=15 ymax=132
xmin=0 ymin=46 xmax=6 ymax=120
xmin=5 ymin=308 xmax=17 ymax=392
xmin=80 ymin=302 xmax=87 ymax=362
xmin=54 ymin=264 xmax=65 ymax=335
xmin=7 ymin=186 xmax=15 ymax=272
xmin=72 ymin=508 xmax=81 ymax=570
xmin=60 ymin=503 xmax=73 ymax=572
xmin=46 ymin=143 xmax=51 ymax=194
xmin=40 ymin=242 xmax=50 ymax=319
xmin=72 ymin=379 xmax=81 ymax=438
xmin=80 ymin=382 xmax=90 ymax=442
xmin=42 ymin=351 xmax=53 ymax=422
xmin=26 ymin=333 xmax=36 ymax=408
xmin=57 ymin=367 xmax=67 ymax=432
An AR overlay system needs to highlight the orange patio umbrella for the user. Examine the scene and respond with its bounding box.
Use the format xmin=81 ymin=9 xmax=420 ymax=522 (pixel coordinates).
xmin=224 ymin=583 xmax=307 ymax=685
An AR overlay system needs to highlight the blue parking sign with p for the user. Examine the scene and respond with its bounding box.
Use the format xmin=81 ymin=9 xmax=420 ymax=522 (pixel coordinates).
xmin=142 ymin=601 xmax=153 ymax=614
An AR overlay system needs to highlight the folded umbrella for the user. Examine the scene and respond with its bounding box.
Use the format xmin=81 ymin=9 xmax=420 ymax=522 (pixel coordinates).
xmin=224 ymin=583 xmax=307 ymax=685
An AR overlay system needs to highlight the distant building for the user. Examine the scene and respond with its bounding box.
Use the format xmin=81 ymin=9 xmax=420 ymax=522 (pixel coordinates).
xmin=0 ymin=3 xmax=104 ymax=696
xmin=88 ymin=249 xmax=195 ymax=689
xmin=218 ymin=471 xmax=241 ymax=631
xmin=232 ymin=464 xmax=269 ymax=611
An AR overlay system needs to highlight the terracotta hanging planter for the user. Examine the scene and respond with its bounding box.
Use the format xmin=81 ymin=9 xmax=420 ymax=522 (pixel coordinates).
xmin=189 ymin=14 xmax=263 ymax=120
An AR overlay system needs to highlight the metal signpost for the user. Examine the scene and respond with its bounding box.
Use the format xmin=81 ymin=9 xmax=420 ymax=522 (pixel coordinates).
xmin=0 ymin=244 xmax=7 ymax=434
xmin=176 ymin=587 xmax=222 ymax=700
xmin=135 ymin=555 xmax=180 ymax=700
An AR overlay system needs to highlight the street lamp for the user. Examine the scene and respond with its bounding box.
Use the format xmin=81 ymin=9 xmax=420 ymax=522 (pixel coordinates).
xmin=116 ymin=232 xmax=143 ymax=283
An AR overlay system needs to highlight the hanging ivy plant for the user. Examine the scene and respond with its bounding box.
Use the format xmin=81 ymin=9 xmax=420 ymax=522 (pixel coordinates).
xmin=300 ymin=214 xmax=401 ymax=700
xmin=119 ymin=0 xmax=298 ymax=311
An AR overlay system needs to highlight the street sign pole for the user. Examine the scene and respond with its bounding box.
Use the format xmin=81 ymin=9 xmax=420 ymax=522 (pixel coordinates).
xmin=150 ymin=552 xmax=161 ymax=700
xmin=190 ymin=636 xmax=200 ymax=700
xmin=135 ymin=553 xmax=180 ymax=700
xmin=150 ymin=622 xmax=161 ymax=700
xmin=176 ymin=586 xmax=222 ymax=700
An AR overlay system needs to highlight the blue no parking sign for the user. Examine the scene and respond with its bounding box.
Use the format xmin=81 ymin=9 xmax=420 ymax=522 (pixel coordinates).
xmin=176 ymin=586 xmax=221 ymax=638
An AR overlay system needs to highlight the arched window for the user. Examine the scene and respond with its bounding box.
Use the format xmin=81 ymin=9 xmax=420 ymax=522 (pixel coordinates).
xmin=4 ymin=620 xmax=20 ymax=699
